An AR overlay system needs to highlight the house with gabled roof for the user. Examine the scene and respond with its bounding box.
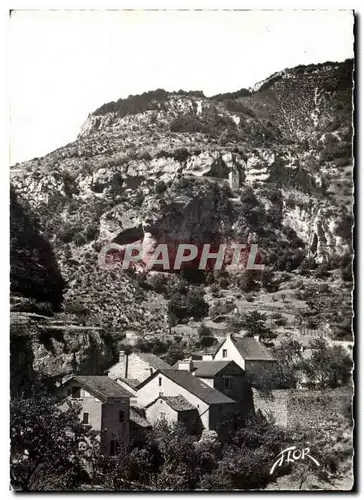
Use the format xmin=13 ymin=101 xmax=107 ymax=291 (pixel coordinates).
xmin=106 ymin=351 xmax=171 ymax=383
xmin=213 ymin=333 xmax=276 ymax=374
xmin=172 ymin=358 xmax=254 ymax=414
xmin=145 ymin=395 xmax=201 ymax=433
xmin=60 ymin=375 xmax=132 ymax=455
xmin=135 ymin=369 xmax=238 ymax=431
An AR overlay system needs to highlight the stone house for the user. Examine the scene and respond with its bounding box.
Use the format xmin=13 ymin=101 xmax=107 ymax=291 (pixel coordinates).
xmin=145 ymin=395 xmax=201 ymax=433
xmin=213 ymin=333 xmax=276 ymax=375
xmin=106 ymin=351 xmax=171 ymax=384
xmin=60 ymin=375 xmax=132 ymax=455
xmin=135 ymin=369 xmax=238 ymax=431
xmin=175 ymin=359 xmax=254 ymax=415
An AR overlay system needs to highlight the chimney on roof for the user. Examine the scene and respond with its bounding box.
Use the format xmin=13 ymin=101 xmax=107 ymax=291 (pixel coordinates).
xmin=202 ymin=354 xmax=214 ymax=361
xmin=178 ymin=358 xmax=193 ymax=372
xmin=253 ymin=334 xmax=260 ymax=342
xmin=119 ymin=351 xmax=128 ymax=378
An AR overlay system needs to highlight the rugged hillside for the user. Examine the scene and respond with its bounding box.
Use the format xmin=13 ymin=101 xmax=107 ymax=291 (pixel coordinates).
xmin=10 ymin=189 xmax=116 ymax=391
xmin=10 ymin=59 xmax=353 ymax=369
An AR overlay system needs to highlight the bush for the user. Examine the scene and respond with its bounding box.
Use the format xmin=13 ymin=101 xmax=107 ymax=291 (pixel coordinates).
xmin=315 ymin=263 xmax=330 ymax=279
xmin=198 ymin=335 xmax=218 ymax=348
xmin=64 ymin=301 xmax=89 ymax=316
xmin=73 ymin=231 xmax=88 ymax=247
xmin=186 ymin=288 xmax=209 ymax=319
xmin=147 ymin=273 xmax=167 ymax=293
xmin=302 ymin=338 xmax=353 ymax=388
xmin=168 ymin=287 xmax=209 ymax=322
xmin=274 ymin=317 xmax=287 ymax=327
xmin=238 ymin=270 xmax=260 ymax=293
xmin=240 ymin=187 xmax=259 ymax=206
xmin=94 ymin=88 xmax=169 ymax=117
xmin=261 ymin=268 xmax=277 ymax=292
xmin=241 ymin=311 xmax=277 ymax=343
xmin=155 ymin=180 xmax=167 ymax=195
xmin=133 ymin=191 xmax=145 ymax=207
xmin=170 ymin=114 xmax=204 ymax=134
xmin=164 ymin=345 xmax=185 ymax=366
xmin=198 ymin=324 xmax=212 ymax=338
xmin=59 ymin=226 xmax=80 ymax=243
xmin=135 ymin=338 xmax=170 ymax=354
xmin=85 ymin=225 xmax=99 ymax=241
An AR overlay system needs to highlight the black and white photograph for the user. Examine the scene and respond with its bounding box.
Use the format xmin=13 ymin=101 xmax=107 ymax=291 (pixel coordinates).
xmin=8 ymin=8 xmax=355 ymax=491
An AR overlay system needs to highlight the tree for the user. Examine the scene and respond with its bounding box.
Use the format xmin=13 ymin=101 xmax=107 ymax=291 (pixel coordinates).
xmin=155 ymin=180 xmax=167 ymax=195
xmin=302 ymin=338 xmax=352 ymax=388
xmin=198 ymin=323 xmax=212 ymax=338
xmin=201 ymin=413 xmax=290 ymax=490
xmin=272 ymin=339 xmax=304 ymax=388
xmin=198 ymin=324 xmax=217 ymax=347
xmin=164 ymin=345 xmax=185 ymax=366
xmin=10 ymin=387 xmax=99 ymax=491
xmin=261 ymin=268 xmax=278 ymax=292
xmin=168 ymin=288 xmax=209 ymax=322
xmin=226 ymin=315 xmax=246 ymax=333
xmin=238 ymin=270 xmax=260 ymax=293
xmin=241 ymin=311 xmax=277 ymax=343
xmin=152 ymin=420 xmax=200 ymax=490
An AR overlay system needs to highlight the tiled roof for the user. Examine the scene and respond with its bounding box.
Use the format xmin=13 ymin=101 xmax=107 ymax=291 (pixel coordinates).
xmin=119 ymin=378 xmax=141 ymax=389
xmin=172 ymin=360 xmax=243 ymax=377
xmin=136 ymin=353 xmax=171 ymax=370
xmin=107 ymin=352 xmax=171 ymax=375
xmin=162 ymin=395 xmax=196 ymax=412
xmin=232 ymin=336 xmax=276 ymax=361
xmin=71 ymin=376 xmax=133 ymax=401
xmin=130 ymin=407 xmax=151 ymax=428
xmin=157 ymin=369 xmax=237 ymax=405
xmin=192 ymin=360 xmax=238 ymax=377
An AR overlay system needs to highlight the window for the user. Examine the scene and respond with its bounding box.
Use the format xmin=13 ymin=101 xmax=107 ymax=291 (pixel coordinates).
xmin=109 ymin=439 xmax=121 ymax=456
xmin=158 ymin=377 xmax=162 ymax=387
xmin=82 ymin=412 xmax=89 ymax=424
xmin=119 ymin=410 xmax=125 ymax=423
xmin=71 ymin=386 xmax=81 ymax=398
xmin=224 ymin=377 xmax=232 ymax=389
xmin=222 ymin=349 xmax=228 ymax=358
xmin=159 ymin=412 xmax=166 ymax=419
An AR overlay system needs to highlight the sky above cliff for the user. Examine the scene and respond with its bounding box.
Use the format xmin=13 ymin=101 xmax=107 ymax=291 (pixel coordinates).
xmin=9 ymin=9 xmax=354 ymax=164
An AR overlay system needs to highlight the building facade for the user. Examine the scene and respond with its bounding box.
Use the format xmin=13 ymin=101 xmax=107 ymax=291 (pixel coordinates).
xmin=60 ymin=375 xmax=132 ymax=455
xmin=214 ymin=333 xmax=276 ymax=375
xmin=107 ymin=351 xmax=171 ymax=383
xmin=136 ymin=369 xmax=238 ymax=431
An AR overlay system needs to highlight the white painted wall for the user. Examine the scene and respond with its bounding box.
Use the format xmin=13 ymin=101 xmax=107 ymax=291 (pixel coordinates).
xmin=197 ymin=377 xmax=214 ymax=387
xmin=214 ymin=335 xmax=246 ymax=370
xmin=108 ymin=353 xmax=156 ymax=382
xmin=145 ymin=398 xmax=178 ymax=425
xmin=136 ymin=373 xmax=210 ymax=430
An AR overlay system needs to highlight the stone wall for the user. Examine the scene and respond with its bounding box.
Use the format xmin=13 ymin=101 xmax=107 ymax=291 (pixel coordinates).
xmin=253 ymin=387 xmax=352 ymax=431
xmin=252 ymin=389 xmax=289 ymax=427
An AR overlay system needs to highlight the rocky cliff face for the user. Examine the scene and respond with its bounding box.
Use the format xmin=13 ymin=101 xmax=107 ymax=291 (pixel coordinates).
xmin=10 ymin=59 xmax=353 ymax=375
xmin=10 ymin=190 xmax=117 ymax=391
